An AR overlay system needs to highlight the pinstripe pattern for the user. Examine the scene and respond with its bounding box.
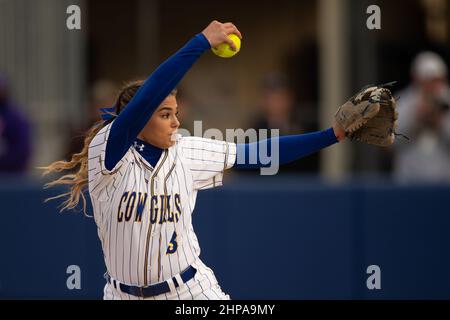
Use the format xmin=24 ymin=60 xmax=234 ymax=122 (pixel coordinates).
xmin=88 ymin=126 xmax=236 ymax=299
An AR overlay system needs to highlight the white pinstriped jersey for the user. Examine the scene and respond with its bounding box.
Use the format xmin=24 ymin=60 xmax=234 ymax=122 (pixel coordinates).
xmin=88 ymin=122 xmax=236 ymax=287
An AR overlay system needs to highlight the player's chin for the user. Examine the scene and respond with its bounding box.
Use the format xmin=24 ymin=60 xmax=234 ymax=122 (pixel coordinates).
xmin=163 ymin=137 xmax=177 ymax=149
xmin=168 ymin=139 xmax=176 ymax=148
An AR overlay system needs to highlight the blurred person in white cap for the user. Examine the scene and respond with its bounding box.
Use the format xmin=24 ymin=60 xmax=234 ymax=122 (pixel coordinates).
xmin=394 ymin=51 xmax=450 ymax=182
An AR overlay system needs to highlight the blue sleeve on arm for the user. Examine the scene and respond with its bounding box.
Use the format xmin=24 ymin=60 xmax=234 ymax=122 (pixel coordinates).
xmin=105 ymin=34 xmax=211 ymax=171
xmin=233 ymin=127 xmax=339 ymax=169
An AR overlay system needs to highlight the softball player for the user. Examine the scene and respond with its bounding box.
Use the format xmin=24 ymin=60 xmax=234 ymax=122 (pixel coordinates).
xmin=42 ymin=20 xmax=346 ymax=300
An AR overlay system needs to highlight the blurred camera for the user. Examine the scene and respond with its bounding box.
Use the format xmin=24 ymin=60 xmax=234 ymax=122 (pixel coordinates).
xmin=433 ymin=97 xmax=449 ymax=112
xmin=432 ymin=87 xmax=450 ymax=113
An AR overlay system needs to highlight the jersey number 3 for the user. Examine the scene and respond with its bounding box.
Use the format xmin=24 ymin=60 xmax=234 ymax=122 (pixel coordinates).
xmin=166 ymin=231 xmax=178 ymax=254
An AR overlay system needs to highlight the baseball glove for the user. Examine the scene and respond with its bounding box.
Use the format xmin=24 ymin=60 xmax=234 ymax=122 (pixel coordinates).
xmin=335 ymin=82 xmax=399 ymax=147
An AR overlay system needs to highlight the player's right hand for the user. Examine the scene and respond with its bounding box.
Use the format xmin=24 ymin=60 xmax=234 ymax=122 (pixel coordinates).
xmin=201 ymin=20 xmax=242 ymax=51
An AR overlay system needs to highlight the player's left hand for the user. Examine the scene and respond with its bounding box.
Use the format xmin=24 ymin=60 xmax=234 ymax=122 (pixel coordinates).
xmin=334 ymin=82 xmax=400 ymax=147
xmin=332 ymin=120 xmax=346 ymax=142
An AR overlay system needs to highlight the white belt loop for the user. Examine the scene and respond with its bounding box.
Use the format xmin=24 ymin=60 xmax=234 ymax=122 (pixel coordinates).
xmin=113 ymin=280 xmax=119 ymax=292
xmin=166 ymin=278 xmax=177 ymax=294
xmin=107 ymin=274 xmax=123 ymax=293
xmin=175 ymin=274 xmax=184 ymax=286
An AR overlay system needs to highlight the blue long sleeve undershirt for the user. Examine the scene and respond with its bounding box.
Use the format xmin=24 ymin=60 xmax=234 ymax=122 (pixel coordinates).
xmin=233 ymin=128 xmax=338 ymax=169
xmin=132 ymin=127 xmax=338 ymax=169
xmin=105 ymin=34 xmax=211 ymax=171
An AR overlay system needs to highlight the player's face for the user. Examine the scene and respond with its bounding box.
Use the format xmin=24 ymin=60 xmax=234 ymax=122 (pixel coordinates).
xmin=138 ymin=95 xmax=180 ymax=149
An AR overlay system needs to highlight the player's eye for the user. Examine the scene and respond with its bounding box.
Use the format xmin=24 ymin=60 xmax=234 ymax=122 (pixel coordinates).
xmin=161 ymin=113 xmax=170 ymax=119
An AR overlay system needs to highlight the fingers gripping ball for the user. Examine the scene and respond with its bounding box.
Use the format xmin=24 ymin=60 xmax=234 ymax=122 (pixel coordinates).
xmin=211 ymin=34 xmax=241 ymax=58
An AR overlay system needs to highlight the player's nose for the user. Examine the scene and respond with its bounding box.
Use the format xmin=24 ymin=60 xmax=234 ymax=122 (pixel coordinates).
xmin=172 ymin=116 xmax=180 ymax=128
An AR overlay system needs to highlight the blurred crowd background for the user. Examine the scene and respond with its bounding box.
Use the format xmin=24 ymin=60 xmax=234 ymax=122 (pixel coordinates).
xmin=1 ymin=0 xmax=450 ymax=299
xmin=0 ymin=0 xmax=449 ymax=182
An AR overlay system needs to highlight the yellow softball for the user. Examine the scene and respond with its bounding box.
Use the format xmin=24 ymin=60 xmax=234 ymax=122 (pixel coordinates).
xmin=211 ymin=34 xmax=241 ymax=58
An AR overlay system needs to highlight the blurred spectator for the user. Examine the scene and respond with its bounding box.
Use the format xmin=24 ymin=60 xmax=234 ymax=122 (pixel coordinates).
xmin=0 ymin=73 xmax=32 ymax=173
xmin=394 ymin=52 xmax=450 ymax=182
xmin=250 ymin=74 xmax=319 ymax=173
xmin=65 ymin=79 xmax=117 ymax=158
xmin=253 ymin=74 xmax=303 ymax=136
